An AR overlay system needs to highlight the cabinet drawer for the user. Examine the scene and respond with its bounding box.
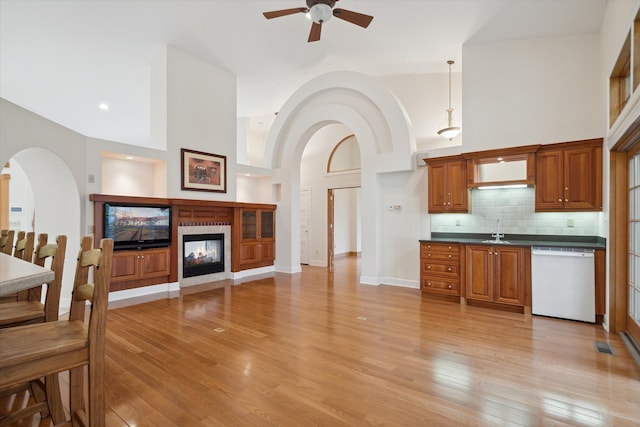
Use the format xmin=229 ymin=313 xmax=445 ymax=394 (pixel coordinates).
xmin=421 ymin=278 xmax=459 ymax=295
xmin=421 ymin=251 xmax=459 ymax=261
xmin=421 ymin=243 xmax=459 ymax=254
xmin=422 ymin=261 xmax=459 ymax=278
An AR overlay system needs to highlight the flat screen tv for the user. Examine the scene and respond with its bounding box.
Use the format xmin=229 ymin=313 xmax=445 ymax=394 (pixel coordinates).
xmin=104 ymin=203 xmax=172 ymax=250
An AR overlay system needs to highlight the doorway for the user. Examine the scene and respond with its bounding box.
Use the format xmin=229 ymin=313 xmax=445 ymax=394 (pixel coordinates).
xmin=327 ymin=187 xmax=361 ymax=272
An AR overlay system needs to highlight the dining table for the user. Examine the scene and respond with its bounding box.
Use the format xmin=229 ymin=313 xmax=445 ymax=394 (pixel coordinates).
xmin=0 ymin=252 xmax=54 ymax=297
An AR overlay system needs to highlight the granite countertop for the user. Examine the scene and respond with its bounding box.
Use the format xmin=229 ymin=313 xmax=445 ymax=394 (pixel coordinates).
xmin=420 ymin=233 xmax=606 ymax=250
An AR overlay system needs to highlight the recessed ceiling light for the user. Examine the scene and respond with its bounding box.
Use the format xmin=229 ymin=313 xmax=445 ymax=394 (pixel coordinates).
xmin=98 ymin=103 xmax=109 ymax=111
xmin=125 ymin=156 xmax=134 ymax=160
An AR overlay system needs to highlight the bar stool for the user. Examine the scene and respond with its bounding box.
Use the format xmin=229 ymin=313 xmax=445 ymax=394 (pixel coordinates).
xmin=0 ymin=236 xmax=113 ymax=427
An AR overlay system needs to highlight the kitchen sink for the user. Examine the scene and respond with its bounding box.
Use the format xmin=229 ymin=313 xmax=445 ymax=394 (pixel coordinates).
xmin=482 ymin=239 xmax=511 ymax=244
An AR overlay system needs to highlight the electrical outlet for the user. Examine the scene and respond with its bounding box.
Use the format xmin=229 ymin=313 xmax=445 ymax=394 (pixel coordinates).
xmin=88 ymin=174 xmax=95 ymax=183
xmin=455 ymin=219 xmax=461 ymax=226
xmin=567 ymin=219 xmax=575 ymax=228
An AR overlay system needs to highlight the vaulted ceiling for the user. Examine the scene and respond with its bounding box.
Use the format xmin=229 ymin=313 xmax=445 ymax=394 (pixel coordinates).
xmin=0 ymin=0 xmax=607 ymax=147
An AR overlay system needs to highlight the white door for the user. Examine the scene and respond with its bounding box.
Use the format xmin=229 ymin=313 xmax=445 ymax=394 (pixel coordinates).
xmin=300 ymin=188 xmax=310 ymax=265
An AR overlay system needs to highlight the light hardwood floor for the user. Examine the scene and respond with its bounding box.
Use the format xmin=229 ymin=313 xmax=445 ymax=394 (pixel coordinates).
xmin=2 ymin=255 xmax=640 ymax=426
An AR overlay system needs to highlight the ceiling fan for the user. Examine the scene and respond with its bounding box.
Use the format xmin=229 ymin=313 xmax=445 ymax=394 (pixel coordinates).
xmin=263 ymin=0 xmax=374 ymax=42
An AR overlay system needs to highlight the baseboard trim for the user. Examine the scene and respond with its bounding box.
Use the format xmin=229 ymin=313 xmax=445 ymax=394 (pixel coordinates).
xmin=620 ymin=331 xmax=640 ymax=369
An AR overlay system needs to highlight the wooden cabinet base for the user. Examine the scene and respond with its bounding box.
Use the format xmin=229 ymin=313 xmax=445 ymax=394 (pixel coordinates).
xmin=462 ymin=298 xmax=527 ymax=314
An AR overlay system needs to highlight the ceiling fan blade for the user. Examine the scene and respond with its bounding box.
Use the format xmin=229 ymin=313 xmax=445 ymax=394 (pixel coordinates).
xmin=308 ymin=22 xmax=322 ymax=42
xmin=332 ymin=8 xmax=373 ymax=28
xmin=263 ymin=8 xmax=308 ymax=19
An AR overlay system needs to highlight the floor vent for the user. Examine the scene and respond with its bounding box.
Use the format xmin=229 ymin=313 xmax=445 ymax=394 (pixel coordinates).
xmin=594 ymin=341 xmax=614 ymax=355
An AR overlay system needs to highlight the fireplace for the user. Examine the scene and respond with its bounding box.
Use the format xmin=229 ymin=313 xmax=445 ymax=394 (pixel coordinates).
xmin=182 ymin=233 xmax=224 ymax=278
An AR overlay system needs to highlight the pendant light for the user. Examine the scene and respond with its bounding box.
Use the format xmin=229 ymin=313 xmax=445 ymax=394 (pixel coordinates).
xmin=437 ymin=60 xmax=461 ymax=140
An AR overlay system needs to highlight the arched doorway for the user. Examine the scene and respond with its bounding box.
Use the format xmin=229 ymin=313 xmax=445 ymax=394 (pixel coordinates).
xmin=264 ymin=71 xmax=415 ymax=284
xmin=1 ymin=148 xmax=81 ymax=309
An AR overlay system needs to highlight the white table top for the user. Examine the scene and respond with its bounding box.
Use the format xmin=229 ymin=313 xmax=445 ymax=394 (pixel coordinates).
xmin=0 ymin=252 xmax=55 ymax=297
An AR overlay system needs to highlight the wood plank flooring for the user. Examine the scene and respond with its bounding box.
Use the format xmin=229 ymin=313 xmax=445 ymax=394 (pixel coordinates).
xmin=2 ymin=255 xmax=640 ymax=426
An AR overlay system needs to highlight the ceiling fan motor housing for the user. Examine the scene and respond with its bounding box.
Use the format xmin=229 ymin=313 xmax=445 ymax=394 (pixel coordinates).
xmin=309 ymin=3 xmax=333 ymax=24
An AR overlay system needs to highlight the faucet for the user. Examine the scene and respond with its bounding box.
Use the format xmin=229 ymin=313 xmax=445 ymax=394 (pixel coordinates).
xmin=491 ymin=218 xmax=504 ymax=242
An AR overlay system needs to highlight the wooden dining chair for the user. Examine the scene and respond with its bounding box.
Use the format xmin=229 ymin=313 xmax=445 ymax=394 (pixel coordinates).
xmin=0 ymin=234 xmax=67 ymax=327
xmin=0 ymin=229 xmax=15 ymax=255
xmin=12 ymin=231 xmax=35 ymax=261
xmin=0 ymin=236 xmax=113 ymax=427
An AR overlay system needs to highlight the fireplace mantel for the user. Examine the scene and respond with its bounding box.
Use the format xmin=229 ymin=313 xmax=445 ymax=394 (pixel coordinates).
xmin=89 ymin=194 xmax=276 ymax=291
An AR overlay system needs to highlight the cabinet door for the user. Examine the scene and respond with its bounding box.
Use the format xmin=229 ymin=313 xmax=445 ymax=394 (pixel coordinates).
xmin=140 ymin=248 xmax=170 ymax=278
xmin=448 ymin=160 xmax=468 ymax=212
xmin=242 ymin=210 xmax=258 ymax=240
xmin=494 ymin=247 xmax=526 ymax=306
xmin=258 ymin=241 xmax=275 ymax=262
xmin=427 ymin=163 xmax=447 ymax=213
xmin=535 ymin=150 xmax=564 ymax=211
xmin=239 ymin=242 xmax=260 ymax=264
xmin=260 ymin=210 xmax=274 ymax=239
xmin=465 ymin=246 xmax=493 ymax=301
xmin=564 ymin=147 xmax=596 ymax=209
xmin=111 ymin=251 xmax=140 ymax=282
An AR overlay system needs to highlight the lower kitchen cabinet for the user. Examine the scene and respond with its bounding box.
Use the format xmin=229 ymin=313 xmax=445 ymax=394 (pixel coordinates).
xmin=465 ymin=245 xmax=528 ymax=307
xmin=420 ymin=242 xmax=462 ymax=297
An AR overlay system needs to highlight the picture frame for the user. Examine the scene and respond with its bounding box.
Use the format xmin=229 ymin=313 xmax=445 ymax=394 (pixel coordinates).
xmin=181 ymin=148 xmax=227 ymax=193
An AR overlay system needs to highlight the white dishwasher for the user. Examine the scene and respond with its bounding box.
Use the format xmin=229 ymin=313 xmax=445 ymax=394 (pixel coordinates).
xmin=531 ymin=246 xmax=595 ymax=323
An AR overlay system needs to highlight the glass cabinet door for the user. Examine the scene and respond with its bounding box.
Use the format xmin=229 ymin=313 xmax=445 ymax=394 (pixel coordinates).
xmin=242 ymin=210 xmax=257 ymax=240
xmin=261 ymin=210 xmax=274 ymax=239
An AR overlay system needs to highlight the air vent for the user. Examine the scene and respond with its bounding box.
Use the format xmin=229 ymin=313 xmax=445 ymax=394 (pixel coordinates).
xmin=594 ymin=341 xmax=614 ymax=355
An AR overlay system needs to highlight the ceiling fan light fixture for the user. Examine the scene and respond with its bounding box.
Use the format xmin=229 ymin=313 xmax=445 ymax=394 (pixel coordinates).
xmin=437 ymin=60 xmax=461 ymax=141
xmin=309 ymin=3 xmax=332 ymax=23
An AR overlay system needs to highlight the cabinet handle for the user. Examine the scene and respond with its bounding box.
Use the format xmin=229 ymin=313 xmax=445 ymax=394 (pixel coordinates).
xmin=427 ymin=245 xmax=431 ymax=249
xmin=448 ymin=246 xmax=452 ymax=250
xmin=427 ymin=265 xmax=431 ymax=269
xmin=447 ymin=267 xmax=452 ymax=272
xmin=564 ymin=199 xmax=568 ymax=202
xmin=565 ymin=187 xmax=569 ymax=191
xmin=447 ymin=284 xmax=452 ymax=289
xmin=558 ymin=198 xmax=563 ymax=202
xmin=141 ymin=256 xmax=145 ymax=259
xmin=489 ymin=251 xmax=493 ymax=255
xmin=427 ymin=282 xmax=432 ymax=287
xmin=448 ymin=254 xmax=452 ymax=258
xmin=427 ymin=254 xmax=431 ymax=257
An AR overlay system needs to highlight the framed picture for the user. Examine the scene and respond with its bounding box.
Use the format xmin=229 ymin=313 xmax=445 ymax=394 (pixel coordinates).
xmin=181 ymin=148 xmax=227 ymax=193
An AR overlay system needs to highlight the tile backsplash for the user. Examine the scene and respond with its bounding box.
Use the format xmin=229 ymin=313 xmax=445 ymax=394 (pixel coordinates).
xmin=430 ymin=188 xmax=605 ymax=236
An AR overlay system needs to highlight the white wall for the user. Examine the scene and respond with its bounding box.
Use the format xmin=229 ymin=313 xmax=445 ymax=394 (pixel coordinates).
xmin=462 ymin=34 xmax=603 ymax=152
xmin=157 ymin=46 xmax=238 ymax=200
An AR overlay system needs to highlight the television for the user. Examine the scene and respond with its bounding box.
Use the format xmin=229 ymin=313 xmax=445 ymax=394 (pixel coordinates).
xmin=104 ymin=203 xmax=172 ymax=250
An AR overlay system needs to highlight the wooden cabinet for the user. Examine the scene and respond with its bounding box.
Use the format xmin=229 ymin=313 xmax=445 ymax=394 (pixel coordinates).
xmin=420 ymin=242 xmax=462 ymax=296
xmin=232 ymin=207 xmax=276 ymax=271
xmin=465 ymin=245 xmax=528 ymax=307
xmin=536 ymin=139 xmax=603 ymax=212
xmin=424 ymin=156 xmax=468 ymax=213
xmin=110 ymin=247 xmax=170 ymax=291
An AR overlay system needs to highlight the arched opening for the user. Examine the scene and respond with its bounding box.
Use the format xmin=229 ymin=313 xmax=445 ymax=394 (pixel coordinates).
xmin=264 ymin=71 xmax=415 ymax=284
xmin=1 ymin=148 xmax=81 ymax=310
xmin=300 ymin=126 xmax=361 ymax=270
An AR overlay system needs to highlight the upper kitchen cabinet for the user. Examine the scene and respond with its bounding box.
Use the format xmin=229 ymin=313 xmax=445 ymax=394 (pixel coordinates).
xmin=535 ymin=139 xmax=603 ymax=212
xmin=424 ymin=155 xmax=468 ymax=213
xmin=464 ymin=145 xmax=539 ymax=189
